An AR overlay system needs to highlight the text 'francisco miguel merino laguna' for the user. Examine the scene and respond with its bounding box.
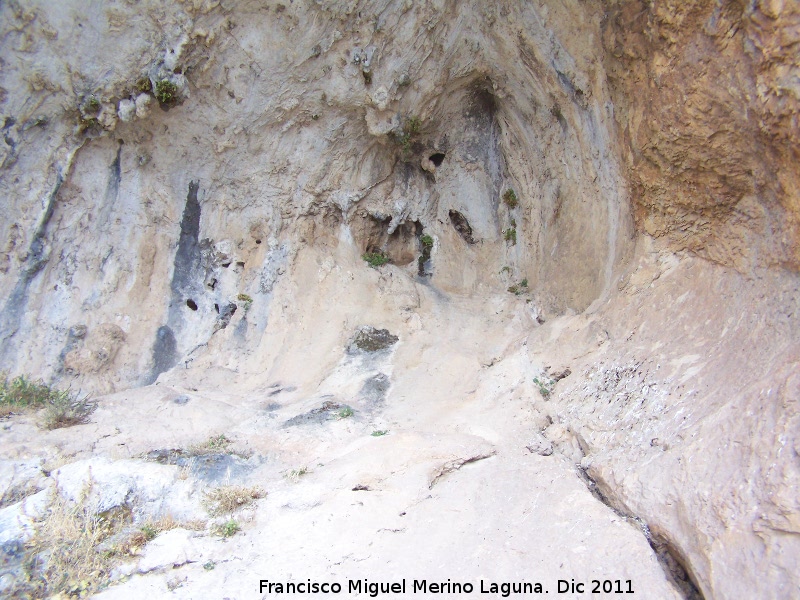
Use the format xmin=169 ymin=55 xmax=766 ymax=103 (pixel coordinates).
xmin=261 ymin=578 xmax=559 ymax=597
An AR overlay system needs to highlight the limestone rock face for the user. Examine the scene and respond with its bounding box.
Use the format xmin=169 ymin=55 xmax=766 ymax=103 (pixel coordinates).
xmin=603 ymin=0 xmax=800 ymax=271
xmin=0 ymin=0 xmax=632 ymax=391
xmin=0 ymin=1 xmax=797 ymax=599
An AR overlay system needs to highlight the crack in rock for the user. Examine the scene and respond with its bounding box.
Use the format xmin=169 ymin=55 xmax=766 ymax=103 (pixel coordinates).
xmin=575 ymin=466 xmax=704 ymax=600
xmin=428 ymin=451 xmax=495 ymax=489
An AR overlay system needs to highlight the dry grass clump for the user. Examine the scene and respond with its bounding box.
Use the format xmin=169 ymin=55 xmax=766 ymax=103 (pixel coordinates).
xmin=284 ymin=466 xmax=310 ymax=483
xmin=16 ymin=491 xmax=131 ymax=598
xmin=11 ymin=488 xmax=207 ymax=598
xmin=203 ymin=484 xmax=265 ymax=516
xmin=41 ymin=389 xmax=97 ymax=429
xmin=110 ymin=515 xmax=180 ymax=557
xmin=189 ymin=433 xmax=233 ymax=456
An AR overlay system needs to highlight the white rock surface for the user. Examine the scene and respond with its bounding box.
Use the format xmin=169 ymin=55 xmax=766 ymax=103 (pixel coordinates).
xmin=53 ymin=457 xmax=203 ymax=521
xmin=117 ymin=99 xmax=136 ymax=123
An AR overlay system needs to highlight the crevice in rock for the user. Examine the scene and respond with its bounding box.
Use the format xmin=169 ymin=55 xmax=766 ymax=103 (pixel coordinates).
xmin=102 ymin=144 xmax=122 ymax=218
xmin=576 ymin=467 xmax=704 ymax=600
xmin=418 ymin=229 xmax=433 ymax=276
xmin=215 ymin=302 xmax=237 ymax=330
xmin=428 ymin=452 xmax=495 ymax=489
xmin=352 ymin=213 xmax=421 ymax=266
xmin=449 ymin=210 xmax=477 ymax=244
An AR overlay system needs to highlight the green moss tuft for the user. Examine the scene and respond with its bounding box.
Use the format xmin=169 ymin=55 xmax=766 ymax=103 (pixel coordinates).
xmin=154 ymin=80 xmax=179 ymax=105
xmin=362 ymin=251 xmax=390 ymax=268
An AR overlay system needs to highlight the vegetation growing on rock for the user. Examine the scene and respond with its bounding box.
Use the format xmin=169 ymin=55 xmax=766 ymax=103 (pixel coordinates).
xmin=154 ymin=79 xmax=179 ymax=105
xmin=362 ymin=251 xmax=389 ymax=267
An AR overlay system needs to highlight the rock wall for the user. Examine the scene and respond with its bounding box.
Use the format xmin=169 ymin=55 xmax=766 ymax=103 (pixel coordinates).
xmin=0 ymin=0 xmax=631 ymax=391
xmin=603 ymin=0 xmax=800 ymax=271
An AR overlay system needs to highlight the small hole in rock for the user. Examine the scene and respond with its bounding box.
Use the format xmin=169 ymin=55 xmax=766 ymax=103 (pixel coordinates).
xmin=207 ymin=278 xmax=217 ymax=290
xmin=429 ymin=153 xmax=445 ymax=167
xmin=221 ymin=262 xmax=231 ymax=268
xmin=186 ymin=299 xmax=198 ymax=311
xmin=236 ymin=261 xmax=245 ymax=268
xmin=256 ymin=239 xmax=262 ymax=245
xmin=214 ymin=303 xmax=220 ymax=314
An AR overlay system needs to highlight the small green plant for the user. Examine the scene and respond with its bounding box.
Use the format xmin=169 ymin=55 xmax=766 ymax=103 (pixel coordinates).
xmin=237 ymin=293 xmax=253 ymax=309
xmin=499 ymin=266 xmax=511 ymax=275
xmin=362 ymin=251 xmax=389 ymax=268
xmin=507 ymin=279 xmax=528 ymax=296
xmin=203 ymin=560 xmax=216 ymax=571
xmin=503 ymin=228 xmax=517 ymax=245
xmin=140 ymin=524 xmax=158 ymax=542
xmin=418 ymin=233 xmax=434 ymax=276
xmin=1 ymin=374 xmax=55 ymax=412
xmin=83 ymin=96 xmax=101 ymax=114
xmin=215 ymin=519 xmax=240 ymax=538
xmin=214 ymin=434 xmax=232 ymax=449
xmin=154 ymin=79 xmax=179 ymax=105
xmin=237 ymin=293 xmax=253 ymax=313
xmin=78 ymin=116 xmax=101 ymax=133
xmin=503 ymin=189 xmax=518 ymax=208
xmin=371 ymin=430 xmax=388 ymax=437
xmin=533 ymin=376 xmax=554 ymax=398
xmin=135 ymin=77 xmax=152 ymax=93
xmin=391 ymin=115 xmax=423 ymax=158
xmin=188 ymin=433 xmax=233 ymax=456
xmin=336 ymin=406 xmax=354 ymax=419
